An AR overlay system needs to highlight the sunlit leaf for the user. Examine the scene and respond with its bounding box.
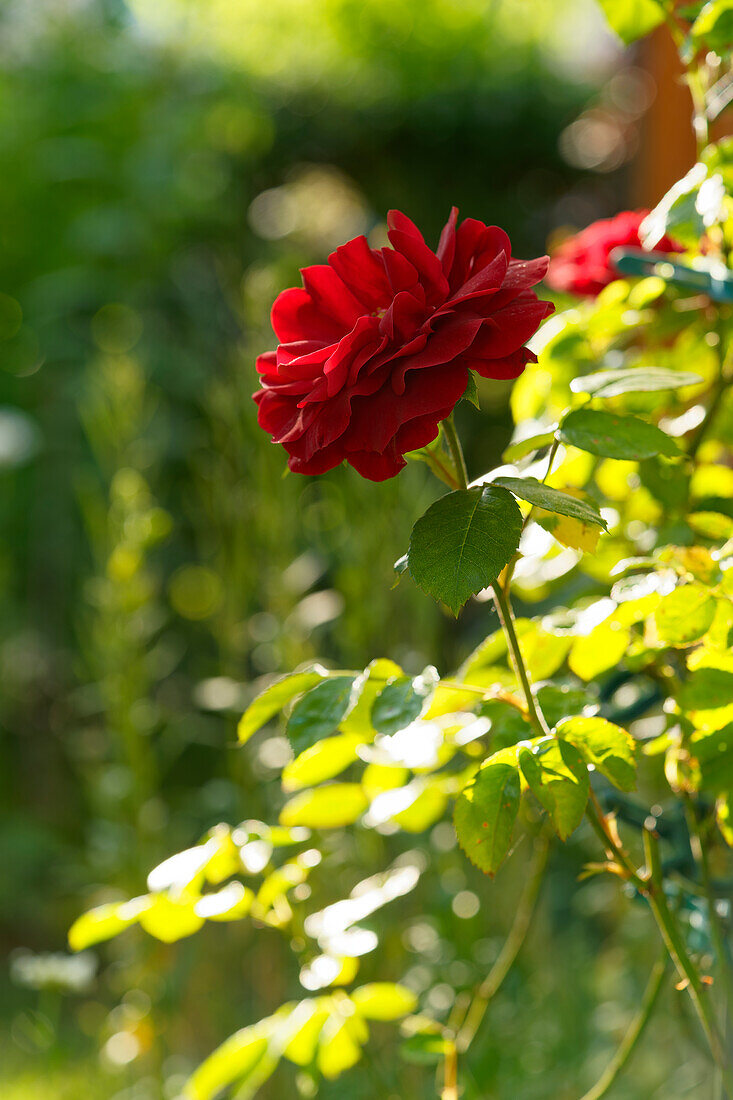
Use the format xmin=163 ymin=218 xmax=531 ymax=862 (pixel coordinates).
xmin=518 ymin=737 xmax=589 ymax=840
xmin=596 ymin=0 xmax=665 ymax=43
xmin=184 ymin=1020 xmax=272 ymax=1100
xmin=557 ymin=715 xmax=637 ymax=791
xmin=407 ymin=486 xmax=523 ymax=614
xmin=238 ymin=668 xmax=326 ymax=744
xmin=317 ymin=1006 xmax=368 ymax=1079
xmin=454 ymin=751 xmax=520 ymax=875
xmin=138 ymin=893 xmax=205 ymax=943
xmin=568 ymin=621 xmax=631 ymax=681
xmin=283 ymin=732 xmax=364 ymax=792
xmin=655 ymin=584 xmax=717 ymax=646
xmin=350 ymin=983 xmax=417 ymax=1020
xmin=279 ymin=784 xmax=368 ymax=829
xmin=68 ymin=896 xmax=151 ymax=951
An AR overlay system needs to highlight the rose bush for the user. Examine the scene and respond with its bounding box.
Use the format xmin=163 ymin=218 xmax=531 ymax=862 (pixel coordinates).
xmin=69 ymin=4 xmax=733 ymax=1099
xmin=254 ymin=208 xmax=553 ymax=480
xmin=546 ymin=210 xmax=682 ymax=297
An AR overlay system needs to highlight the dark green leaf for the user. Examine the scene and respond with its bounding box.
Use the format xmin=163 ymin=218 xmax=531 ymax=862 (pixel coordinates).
xmin=454 ymin=752 xmax=521 ymax=875
xmin=408 ymin=486 xmax=523 ymax=615
xmin=371 ymin=667 xmax=438 ymax=735
xmin=494 ymin=476 xmax=606 ymax=528
xmin=559 ymin=409 xmax=679 ymax=461
xmin=286 ymin=676 xmax=358 ymax=755
xmin=518 ymin=738 xmax=589 ymax=840
xmin=570 ymin=367 xmax=703 ymax=399
xmin=238 ymin=668 xmax=326 ymax=744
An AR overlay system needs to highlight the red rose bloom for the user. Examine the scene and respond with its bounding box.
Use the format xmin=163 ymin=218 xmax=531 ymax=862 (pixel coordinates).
xmin=546 ymin=210 xmax=683 ymax=298
xmin=254 ymin=208 xmax=553 ymax=481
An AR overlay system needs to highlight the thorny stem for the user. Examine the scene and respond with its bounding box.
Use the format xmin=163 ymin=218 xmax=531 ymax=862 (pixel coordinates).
xmin=456 ymin=834 xmax=549 ymax=1054
xmin=578 ymin=950 xmax=670 ymax=1100
xmin=643 ymin=827 xmax=733 ymax=1092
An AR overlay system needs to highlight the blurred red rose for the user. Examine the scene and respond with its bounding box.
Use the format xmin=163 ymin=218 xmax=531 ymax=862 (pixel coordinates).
xmin=254 ymin=208 xmax=553 ymax=481
xmin=546 ymin=210 xmax=682 ymax=298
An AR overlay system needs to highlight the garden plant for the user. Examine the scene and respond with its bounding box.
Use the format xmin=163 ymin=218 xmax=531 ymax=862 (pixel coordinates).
xmin=69 ymin=3 xmax=733 ymax=1097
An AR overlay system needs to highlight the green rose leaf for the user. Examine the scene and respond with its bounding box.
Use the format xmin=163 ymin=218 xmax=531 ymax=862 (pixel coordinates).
xmin=279 ymin=784 xmax=368 ymax=829
xmin=655 ymin=584 xmax=718 ymax=646
xmin=558 ymin=409 xmax=679 ymax=461
xmin=185 ymin=1020 xmax=273 ymax=1100
xmin=557 ymin=715 xmax=637 ymax=792
xmin=518 ymin=737 xmax=589 ymax=840
xmin=282 ymin=732 xmax=365 ymax=792
xmin=350 ymin=983 xmax=417 ymax=1020
xmin=596 ymin=0 xmax=665 ymax=43
xmin=286 ymin=676 xmax=359 ymax=755
xmin=570 ymin=367 xmax=703 ymax=399
xmin=692 ymin=724 xmax=733 ymax=794
xmin=238 ymin=668 xmax=327 ymax=744
xmin=678 ymin=667 xmax=733 ymax=713
xmin=454 ymin=751 xmax=521 ymax=875
xmin=502 ymin=429 xmax=558 ymax=463
xmin=691 ymin=0 xmax=733 ymax=52
xmin=494 ymin=476 xmax=607 ymax=528
xmin=371 ymin=666 xmax=438 ymax=735
xmin=407 ymin=486 xmax=523 ymax=615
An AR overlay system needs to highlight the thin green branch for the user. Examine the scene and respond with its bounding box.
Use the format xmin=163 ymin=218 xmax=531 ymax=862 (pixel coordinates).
xmin=456 ymin=834 xmax=549 ymax=1053
xmin=643 ymin=827 xmax=733 ymax=1090
xmin=578 ymin=950 xmax=669 ymax=1100
xmin=491 ymin=580 xmax=550 ymax=737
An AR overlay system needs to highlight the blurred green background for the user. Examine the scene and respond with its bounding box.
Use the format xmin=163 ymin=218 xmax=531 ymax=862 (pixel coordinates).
xmin=0 ymin=1 xmax=711 ymax=1097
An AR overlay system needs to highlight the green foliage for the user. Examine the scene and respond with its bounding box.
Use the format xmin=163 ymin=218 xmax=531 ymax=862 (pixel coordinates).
xmin=494 ymin=475 xmax=607 ymax=527
xmin=570 ymin=367 xmax=704 ymax=399
xmin=595 ymin=0 xmax=665 ymax=43
xmin=558 ymin=409 xmax=680 ymax=460
xmin=454 ymin=753 xmax=522 ymax=875
xmin=239 ymin=669 xmax=327 ymax=744
xmin=371 ymin=668 xmax=438 ymax=734
xmin=407 ymin=486 xmax=523 ymax=614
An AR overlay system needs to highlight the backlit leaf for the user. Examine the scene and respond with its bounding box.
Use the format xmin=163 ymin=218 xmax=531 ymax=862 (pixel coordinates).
xmin=518 ymin=737 xmax=589 ymax=840
xmin=596 ymin=0 xmax=665 ymax=43
xmin=279 ymin=784 xmax=368 ymax=829
xmin=557 ymin=715 xmax=637 ymax=791
xmin=350 ymin=983 xmax=417 ymax=1020
xmin=238 ymin=668 xmax=326 ymax=744
xmin=655 ymin=584 xmax=717 ymax=646
xmin=454 ymin=752 xmax=520 ymax=875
